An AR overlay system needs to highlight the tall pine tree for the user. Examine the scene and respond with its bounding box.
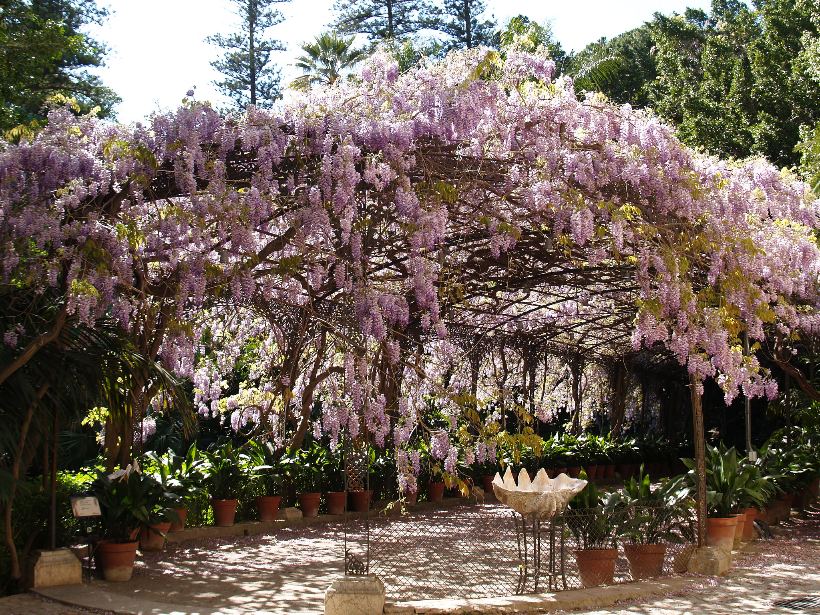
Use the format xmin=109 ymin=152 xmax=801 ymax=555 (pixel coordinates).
xmin=207 ymin=0 xmax=291 ymax=109
xmin=333 ymin=0 xmax=439 ymax=43
xmin=438 ymin=0 xmax=495 ymax=51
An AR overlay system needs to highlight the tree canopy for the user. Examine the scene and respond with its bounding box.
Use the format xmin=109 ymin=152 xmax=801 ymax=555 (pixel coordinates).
xmin=208 ymin=0 xmax=291 ymax=109
xmin=333 ymin=0 xmax=440 ymax=42
xmin=0 ymin=0 xmax=119 ymax=134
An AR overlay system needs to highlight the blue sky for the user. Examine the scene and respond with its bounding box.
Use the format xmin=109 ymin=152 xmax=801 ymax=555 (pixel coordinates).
xmin=89 ymin=0 xmax=712 ymax=123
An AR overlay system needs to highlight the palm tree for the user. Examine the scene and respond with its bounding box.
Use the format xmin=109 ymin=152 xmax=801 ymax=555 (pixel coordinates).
xmin=291 ymin=32 xmax=366 ymax=91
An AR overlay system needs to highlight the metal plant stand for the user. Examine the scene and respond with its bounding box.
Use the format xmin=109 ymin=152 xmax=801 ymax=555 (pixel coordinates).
xmin=343 ymin=439 xmax=370 ymax=576
xmin=512 ymin=513 xmax=567 ymax=594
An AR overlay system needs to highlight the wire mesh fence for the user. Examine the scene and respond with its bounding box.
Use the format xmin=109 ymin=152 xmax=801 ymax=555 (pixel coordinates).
xmin=344 ymin=503 xmax=696 ymax=601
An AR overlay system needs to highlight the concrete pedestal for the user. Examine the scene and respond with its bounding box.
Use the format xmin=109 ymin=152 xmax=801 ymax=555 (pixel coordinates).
xmin=686 ymin=546 xmax=732 ymax=576
xmin=28 ymin=549 xmax=82 ymax=588
xmin=325 ymin=575 xmax=385 ymax=615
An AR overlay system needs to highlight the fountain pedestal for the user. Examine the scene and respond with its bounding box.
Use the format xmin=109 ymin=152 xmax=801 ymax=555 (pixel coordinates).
xmin=493 ymin=468 xmax=587 ymax=594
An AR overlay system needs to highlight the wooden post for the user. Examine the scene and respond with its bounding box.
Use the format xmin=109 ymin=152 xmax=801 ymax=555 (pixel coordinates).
xmin=690 ymin=374 xmax=707 ymax=547
xmin=743 ymin=333 xmax=753 ymax=455
xmin=49 ymin=410 xmax=59 ymax=550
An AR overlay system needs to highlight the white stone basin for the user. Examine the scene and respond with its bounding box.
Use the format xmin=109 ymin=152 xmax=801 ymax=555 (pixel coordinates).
xmin=492 ymin=467 xmax=587 ymax=519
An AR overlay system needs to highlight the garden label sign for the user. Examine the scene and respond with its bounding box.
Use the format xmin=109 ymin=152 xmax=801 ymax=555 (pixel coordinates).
xmin=70 ymin=496 xmax=101 ymax=518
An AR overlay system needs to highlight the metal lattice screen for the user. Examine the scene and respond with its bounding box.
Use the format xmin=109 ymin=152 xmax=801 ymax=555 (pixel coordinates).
xmin=344 ymin=503 xmax=697 ymax=602
xmin=347 ymin=505 xmax=519 ymax=599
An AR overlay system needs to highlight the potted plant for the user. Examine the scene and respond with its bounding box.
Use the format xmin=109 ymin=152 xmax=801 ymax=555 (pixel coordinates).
xmin=143 ymin=443 xmax=205 ymax=532
xmin=611 ymin=466 xmax=682 ymax=579
xmin=202 ymin=441 xmax=243 ymax=527
xmin=244 ymin=440 xmax=285 ymax=522
xmin=324 ymin=446 xmax=346 ymax=515
xmin=427 ymin=462 xmax=446 ymax=503
xmin=682 ymin=444 xmax=768 ymax=551
xmin=289 ymin=446 xmax=323 ymax=518
xmin=348 ymin=446 xmax=375 ymax=512
xmin=565 ymin=477 xmax=620 ymax=588
xmin=91 ymin=463 xmax=158 ymax=581
xmin=478 ymin=458 xmax=499 ymax=494
xmin=733 ymin=460 xmax=774 ymax=542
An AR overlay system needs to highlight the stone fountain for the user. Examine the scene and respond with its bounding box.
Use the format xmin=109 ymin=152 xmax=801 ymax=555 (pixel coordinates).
xmin=492 ymin=468 xmax=587 ymax=593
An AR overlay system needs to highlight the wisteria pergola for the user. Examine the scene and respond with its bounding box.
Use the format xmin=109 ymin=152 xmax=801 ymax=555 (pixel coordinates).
xmin=3 ymin=49 xmax=820 ymax=548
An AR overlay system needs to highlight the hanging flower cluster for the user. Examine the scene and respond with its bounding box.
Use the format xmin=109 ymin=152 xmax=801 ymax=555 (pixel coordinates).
xmin=2 ymin=48 xmax=819 ymax=476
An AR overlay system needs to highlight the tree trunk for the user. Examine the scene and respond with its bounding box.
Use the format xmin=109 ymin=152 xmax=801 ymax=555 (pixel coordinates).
xmin=570 ymin=358 xmax=583 ymax=434
xmin=4 ymin=383 xmax=49 ymax=585
xmin=0 ymin=306 xmax=67 ymax=389
xmin=249 ymin=0 xmax=257 ymax=105
xmin=387 ymin=0 xmax=394 ymax=38
xmin=690 ymin=374 xmax=707 ymax=547
xmin=610 ymin=361 xmax=627 ymax=436
xmin=464 ymin=0 xmax=472 ymax=48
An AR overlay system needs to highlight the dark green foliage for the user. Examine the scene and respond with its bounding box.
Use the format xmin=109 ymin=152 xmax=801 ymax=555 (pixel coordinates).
xmin=760 ymin=426 xmax=819 ymax=494
xmin=565 ymin=473 xmax=621 ymax=549
xmin=381 ymin=37 xmax=444 ymax=73
xmin=142 ymin=444 xmax=207 ymax=506
xmin=333 ymin=0 xmax=440 ymax=43
xmin=292 ymin=32 xmax=367 ymax=90
xmin=649 ymin=0 xmax=819 ymax=167
xmin=91 ymin=467 xmax=177 ymax=542
xmin=207 ymin=0 xmax=291 ymax=109
xmin=569 ymin=26 xmax=656 ymax=106
xmin=242 ymin=439 xmax=286 ymax=494
xmin=610 ymin=466 xmax=693 ymax=544
xmin=281 ymin=442 xmax=330 ymax=493
xmin=681 ymin=443 xmax=774 ymax=516
xmin=201 ymin=441 xmax=243 ymax=500
xmin=0 ymin=470 xmax=93 ymax=593
xmin=0 ymin=0 xmax=119 ymax=134
xmin=438 ymin=0 xmax=495 ymax=51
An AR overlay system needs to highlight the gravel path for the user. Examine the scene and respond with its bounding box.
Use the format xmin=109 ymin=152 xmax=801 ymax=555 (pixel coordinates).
xmin=1 ymin=504 xmax=817 ymax=615
xmin=560 ymin=505 xmax=820 ymax=615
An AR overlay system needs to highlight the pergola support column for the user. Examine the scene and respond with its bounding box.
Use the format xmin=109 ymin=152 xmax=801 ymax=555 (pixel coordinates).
xmin=690 ymin=374 xmax=707 ymax=547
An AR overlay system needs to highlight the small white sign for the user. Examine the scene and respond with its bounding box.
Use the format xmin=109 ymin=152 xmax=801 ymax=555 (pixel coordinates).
xmin=70 ymin=496 xmax=101 ymax=518
xmin=748 ymin=451 xmax=758 ymax=462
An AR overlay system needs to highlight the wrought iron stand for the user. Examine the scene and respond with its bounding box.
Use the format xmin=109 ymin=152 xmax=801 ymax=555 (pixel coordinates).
xmin=513 ymin=513 xmax=566 ymax=593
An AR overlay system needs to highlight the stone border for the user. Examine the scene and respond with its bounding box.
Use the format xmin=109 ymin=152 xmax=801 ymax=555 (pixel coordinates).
xmin=384 ymin=576 xmax=698 ymax=614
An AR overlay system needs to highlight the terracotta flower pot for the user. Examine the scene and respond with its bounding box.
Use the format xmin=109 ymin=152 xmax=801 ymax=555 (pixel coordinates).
xmin=574 ymin=548 xmax=618 ymax=587
xmin=139 ymin=521 xmax=172 ymax=552
xmin=568 ymin=466 xmax=581 ymax=478
xmin=298 ymin=492 xmax=321 ymax=518
xmin=585 ymin=465 xmax=598 ymax=480
xmin=326 ymin=491 xmax=346 ymax=515
xmin=807 ymin=476 xmax=820 ymax=501
xmin=257 ymin=495 xmax=282 ymax=522
xmin=604 ymin=465 xmax=616 ymax=480
xmin=482 ymin=475 xmax=495 ymax=493
xmin=428 ymin=481 xmax=445 ymax=503
xmin=624 ymin=543 xmax=667 ymax=579
xmin=403 ymin=490 xmax=418 ymax=505
xmin=731 ymin=513 xmax=746 ymax=547
xmin=706 ymin=516 xmax=738 ymax=551
xmin=97 ymin=540 xmax=139 ymax=582
xmin=349 ymin=490 xmax=372 ymax=512
xmin=211 ymin=498 xmax=238 ymax=527
xmin=742 ymin=507 xmax=758 ymax=541
xmin=169 ymin=507 xmax=188 ymax=532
